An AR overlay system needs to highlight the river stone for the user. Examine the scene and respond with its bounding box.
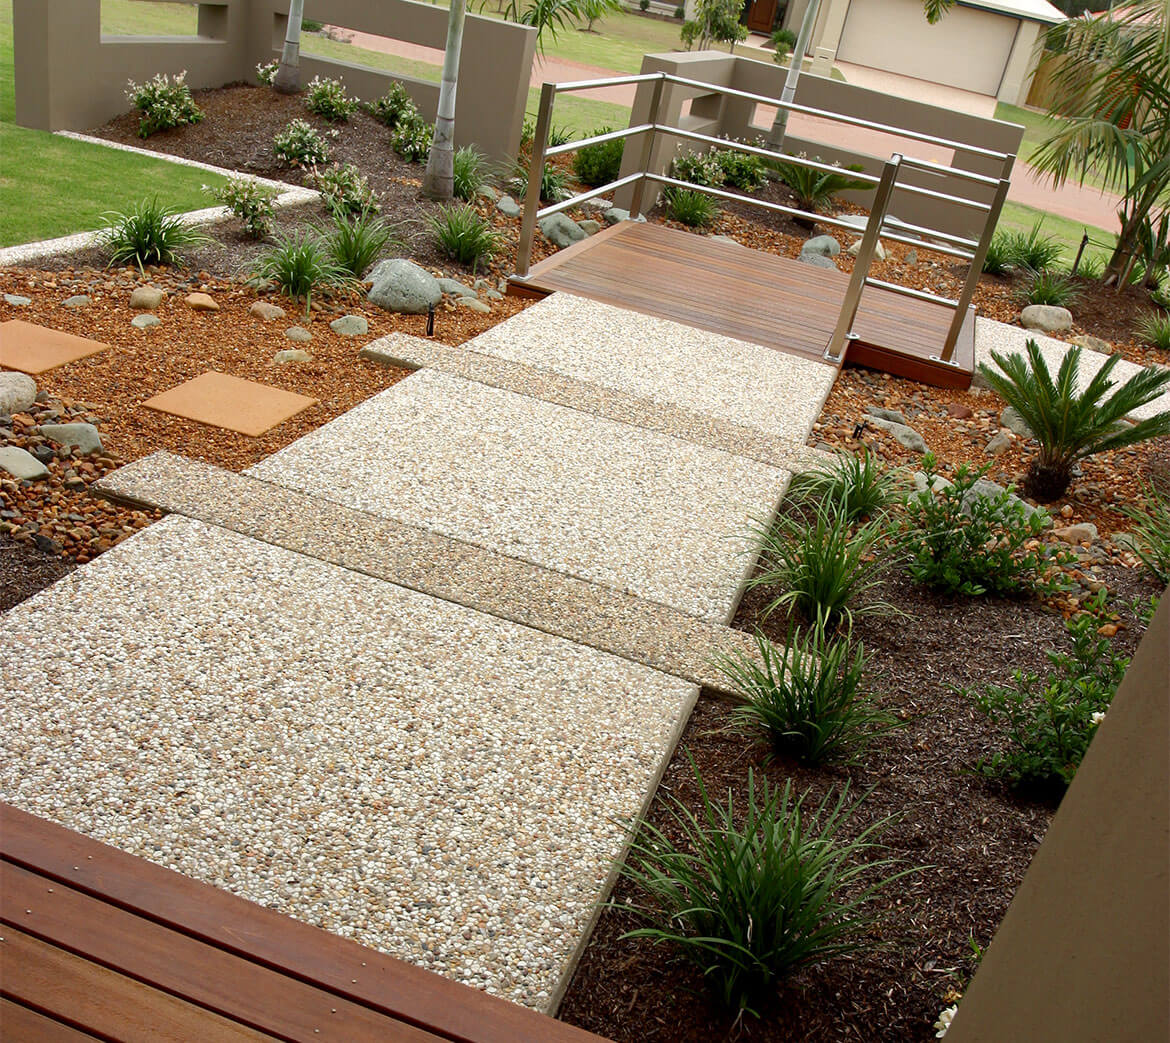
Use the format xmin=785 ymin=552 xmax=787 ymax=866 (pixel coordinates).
xmin=129 ymin=285 xmax=164 ymax=310
xmin=274 ymin=348 xmax=313 ymax=363
xmin=870 ymin=416 xmax=928 ymax=453
xmin=1053 ymin=522 xmax=1099 ymax=545
xmin=185 ymin=292 xmax=219 ymax=312
xmin=1020 ymin=304 xmax=1073 ymax=333
xmin=912 ymin=470 xmax=954 ymax=495
xmin=603 ymin=206 xmax=630 ymax=224
xmin=4 ymin=294 xmax=31 ymax=306
xmin=477 ymin=185 xmax=501 ymax=201
xmin=284 ymin=327 xmax=313 ymax=343
xmin=0 ymin=372 xmax=37 ymax=414
xmin=250 ymin=301 xmax=287 ymax=320
xmin=962 ymin=478 xmax=1049 ymax=526
xmin=798 ymin=251 xmax=837 ymax=270
xmin=62 ymin=294 xmax=90 ymax=308
xmin=1071 ymin=334 xmax=1112 ymax=354
xmin=803 ymin=234 xmax=840 ymax=257
xmin=866 ymin=406 xmax=908 ymax=425
xmin=131 ymin=314 xmax=160 ymax=329
xmin=329 ymin=314 xmax=369 ymax=337
xmin=579 ymin=219 xmax=602 ymax=236
xmin=456 ymin=297 xmax=491 ymax=313
xmin=1000 ymin=405 xmax=1033 ymax=438
xmin=0 ymin=445 xmax=49 ymax=481
xmin=847 ymin=239 xmax=886 ymax=261
xmin=710 ymin=235 xmax=741 ymax=247
xmin=985 ymin=430 xmax=1013 ymax=456
xmin=367 ymin=259 xmax=442 ymax=315
xmin=483 ymin=289 xmax=504 ymax=301
xmin=39 ymin=422 xmax=103 ymax=455
xmin=540 ymin=213 xmax=586 ymax=248
xmin=905 ymin=249 xmax=918 ymax=265
xmin=496 ymin=195 xmax=522 ymax=218
xmin=438 ymin=278 xmax=476 ymax=298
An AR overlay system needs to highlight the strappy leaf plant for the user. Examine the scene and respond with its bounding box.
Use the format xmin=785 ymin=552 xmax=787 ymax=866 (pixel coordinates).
xmin=786 ymin=449 xmax=904 ymax=523
xmin=978 ymin=340 xmax=1170 ymax=502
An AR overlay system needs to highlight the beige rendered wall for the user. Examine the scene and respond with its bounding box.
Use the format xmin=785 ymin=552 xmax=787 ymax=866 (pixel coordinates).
xmin=998 ymin=19 xmax=1044 ymax=106
xmin=946 ymin=589 xmax=1169 ymax=1043
xmin=12 ymin=0 xmax=535 ymax=162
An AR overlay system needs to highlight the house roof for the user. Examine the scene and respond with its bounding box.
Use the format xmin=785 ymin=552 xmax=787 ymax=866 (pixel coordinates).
xmin=959 ymin=0 xmax=1067 ymax=25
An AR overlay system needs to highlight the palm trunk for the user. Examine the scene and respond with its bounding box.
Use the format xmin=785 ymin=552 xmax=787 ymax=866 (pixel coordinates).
xmin=273 ymin=0 xmax=305 ymax=95
xmin=1105 ymin=177 xmax=1165 ymax=283
xmin=422 ymin=0 xmax=467 ymax=200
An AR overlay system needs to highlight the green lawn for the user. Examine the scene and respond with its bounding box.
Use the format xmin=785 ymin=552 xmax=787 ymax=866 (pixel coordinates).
xmin=996 ymin=200 xmax=1116 ymax=271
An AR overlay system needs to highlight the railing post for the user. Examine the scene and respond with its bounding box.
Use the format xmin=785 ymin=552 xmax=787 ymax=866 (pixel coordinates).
xmin=514 ymin=82 xmax=557 ymax=279
xmin=627 ymin=73 xmax=665 ymax=220
xmin=824 ymin=154 xmax=902 ymax=364
xmin=938 ymin=152 xmax=1014 ymax=363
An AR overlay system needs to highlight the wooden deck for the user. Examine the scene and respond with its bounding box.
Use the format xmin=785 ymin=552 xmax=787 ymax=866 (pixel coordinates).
xmin=0 ymin=804 xmax=605 ymax=1043
xmin=509 ymin=221 xmax=974 ymax=389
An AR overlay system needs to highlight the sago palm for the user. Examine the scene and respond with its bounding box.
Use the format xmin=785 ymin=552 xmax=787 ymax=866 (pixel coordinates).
xmin=979 ymin=340 xmax=1170 ymax=502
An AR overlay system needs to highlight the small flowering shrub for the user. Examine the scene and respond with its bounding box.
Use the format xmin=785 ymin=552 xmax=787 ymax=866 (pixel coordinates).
xmin=304 ymin=75 xmax=359 ymax=122
xmin=311 ymin=163 xmax=379 ymax=217
xmin=391 ymin=112 xmax=434 ymax=163
xmin=669 ymin=148 xmax=724 ymax=188
xmin=715 ymin=145 xmax=766 ymax=191
xmin=273 ymin=119 xmax=331 ymax=168
xmin=965 ymin=590 xmax=1127 ymax=792
xmin=255 ymin=60 xmax=278 ymax=85
xmin=125 ymin=71 xmax=203 ymax=138
xmin=204 ymin=178 xmax=278 ymax=239
xmin=365 ymin=82 xmax=415 ymax=127
xmin=903 ymin=454 xmax=1069 ymax=598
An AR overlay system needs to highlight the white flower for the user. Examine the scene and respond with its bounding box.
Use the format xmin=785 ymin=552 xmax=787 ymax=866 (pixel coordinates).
xmin=934 ymin=1005 xmax=957 ymax=1037
xmin=1091 ymin=711 xmax=1106 ymax=726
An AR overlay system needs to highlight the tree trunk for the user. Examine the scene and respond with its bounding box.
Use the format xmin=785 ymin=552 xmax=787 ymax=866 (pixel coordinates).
xmin=422 ymin=0 xmax=467 ymax=200
xmin=1105 ymin=177 xmax=1164 ymax=282
xmin=273 ymin=0 xmax=305 ymax=95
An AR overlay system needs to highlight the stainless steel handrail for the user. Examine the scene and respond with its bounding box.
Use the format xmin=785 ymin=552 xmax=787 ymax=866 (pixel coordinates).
xmin=544 ymin=124 xmax=652 ymax=160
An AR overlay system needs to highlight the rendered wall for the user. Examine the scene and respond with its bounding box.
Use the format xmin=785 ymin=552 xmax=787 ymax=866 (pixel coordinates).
xmin=12 ymin=0 xmax=535 ymax=162
xmin=946 ymin=590 xmax=1169 ymax=1042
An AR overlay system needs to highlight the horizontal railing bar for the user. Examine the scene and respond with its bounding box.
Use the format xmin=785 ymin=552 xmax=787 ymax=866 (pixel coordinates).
xmin=896 ymin=155 xmax=1001 ymax=186
xmin=551 ymin=72 xmax=664 ymax=92
xmin=894 ymin=181 xmax=993 ymax=212
xmin=534 ymin=172 xmax=643 ymax=220
xmin=865 ymin=277 xmax=959 ymax=308
xmin=877 ymin=231 xmax=975 ymax=260
xmin=874 ymin=215 xmax=980 ymax=249
xmin=653 ymin=125 xmax=883 ymax=185
xmin=544 ymin=124 xmax=652 ymax=159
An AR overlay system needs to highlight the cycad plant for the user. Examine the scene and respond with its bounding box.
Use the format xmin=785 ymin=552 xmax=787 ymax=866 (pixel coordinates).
xmin=978 ymin=340 xmax=1170 ymax=502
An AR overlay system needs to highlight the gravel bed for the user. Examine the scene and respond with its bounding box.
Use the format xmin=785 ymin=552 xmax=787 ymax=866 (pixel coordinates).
xmin=248 ymin=368 xmax=786 ymax=624
xmin=0 ymin=515 xmax=697 ymax=1012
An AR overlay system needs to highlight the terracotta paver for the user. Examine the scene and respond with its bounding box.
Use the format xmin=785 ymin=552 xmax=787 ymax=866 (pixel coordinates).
xmin=142 ymin=371 xmax=318 ymax=436
xmin=0 ymin=320 xmax=108 ymax=375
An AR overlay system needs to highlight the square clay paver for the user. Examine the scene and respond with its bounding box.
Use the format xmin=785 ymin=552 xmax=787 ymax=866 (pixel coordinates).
xmin=143 ymin=371 xmax=318 ymax=436
xmin=0 ymin=320 xmax=108 ymax=374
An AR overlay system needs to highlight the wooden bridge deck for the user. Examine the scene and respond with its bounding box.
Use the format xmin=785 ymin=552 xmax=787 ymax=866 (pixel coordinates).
xmin=0 ymin=804 xmax=605 ymax=1043
xmin=509 ymin=221 xmax=974 ymax=389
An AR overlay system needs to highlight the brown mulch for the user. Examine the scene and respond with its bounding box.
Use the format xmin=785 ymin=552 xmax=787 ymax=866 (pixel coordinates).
xmin=0 ymin=532 xmax=77 ymax=611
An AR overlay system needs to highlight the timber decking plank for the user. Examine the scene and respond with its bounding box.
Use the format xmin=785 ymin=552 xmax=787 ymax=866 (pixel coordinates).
xmin=0 ymin=928 xmax=275 ymax=1043
xmin=0 ymin=863 xmax=444 ymax=1043
xmin=0 ymin=998 xmax=102 ymax=1042
xmin=0 ymin=806 xmax=605 ymax=1043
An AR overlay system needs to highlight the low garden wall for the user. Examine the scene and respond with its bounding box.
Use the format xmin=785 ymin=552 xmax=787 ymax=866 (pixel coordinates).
xmin=12 ymin=0 xmax=536 ymax=161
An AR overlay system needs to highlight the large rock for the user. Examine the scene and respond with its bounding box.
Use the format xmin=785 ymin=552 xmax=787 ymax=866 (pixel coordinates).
xmin=866 ymin=406 xmax=908 ymax=425
xmin=540 ymin=213 xmax=586 ymax=248
xmin=367 ymin=259 xmax=442 ymax=315
xmin=1000 ymin=405 xmax=1033 ymax=438
xmin=798 ymin=251 xmax=837 ymax=270
xmin=803 ymin=234 xmax=840 ymax=257
xmin=912 ymin=470 xmax=954 ymax=495
xmin=437 ymin=277 xmax=476 ymax=298
xmin=0 ymin=372 xmax=37 ymax=415
xmin=129 ymin=286 xmax=164 ymax=310
xmin=579 ymin=219 xmax=602 ymax=236
xmin=985 ymin=430 xmax=1013 ymax=456
xmin=870 ymin=416 xmax=927 ymax=453
xmin=39 ymin=422 xmax=103 ymax=455
xmin=185 ymin=292 xmax=219 ymax=312
xmin=1053 ymin=522 xmax=1099 ymax=545
xmin=329 ymin=314 xmax=369 ymax=337
xmin=496 ymin=195 xmax=523 ymax=218
xmin=250 ymin=301 xmax=287 ymax=321
xmin=1020 ymin=304 xmax=1073 ymax=333
xmin=456 ymin=297 xmax=491 ymax=314
xmin=0 ymin=445 xmax=49 ymax=481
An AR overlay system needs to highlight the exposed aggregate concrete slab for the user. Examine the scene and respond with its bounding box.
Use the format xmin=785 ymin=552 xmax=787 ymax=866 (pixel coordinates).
xmin=0 ymin=515 xmax=696 ymax=1012
xmin=96 ymin=452 xmax=766 ymax=693
xmin=248 ymin=369 xmax=787 ymax=624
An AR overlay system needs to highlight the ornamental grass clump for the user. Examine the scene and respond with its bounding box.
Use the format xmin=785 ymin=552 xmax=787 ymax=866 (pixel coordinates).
xmin=786 ymin=449 xmax=904 ymax=524
xmin=716 ymin=625 xmax=896 ymax=765
xmin=1136 ymin=309 xmax=1170 ymax=351
xmin=323 ymin=209 xmax=400 ymax=279
xmin=125 ymin=71 xmax=204 ymax=138
xmin=101 ymin=198 xmax=212 ymax=272
xmin=427 ymin=204 xmax=501 ymax=268
xmin=204 ymin=178 xmax=278 ymax=239
xmin=664 ymin=187 xmax=719 ymax=228
xmin=508 ymin=160 xmax=569 ymax=204
xmin=618 ymin=763 xmax=914 ymax=1014
xmin=452 ymin=146 xmax=488 ymax=202
xmin=253 ymin=231 xmax=350 ymax=317
xmin=1122 ymin=482 xmax=1170 ymax=585
xmin=1016 ymin=266 xmax=1081 ymax=308
xmin=978 ymin=340 xmax=1170 ymax=502
xmin=1002 ymin=221 xmax=1063 ymax=272
xmin=981 ymin=231 xmax=1014 ymax=275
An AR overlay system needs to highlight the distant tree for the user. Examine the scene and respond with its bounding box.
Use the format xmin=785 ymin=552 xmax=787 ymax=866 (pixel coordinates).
xmin=499 ymin=0 xmax=588 ymax=54
xmin=579 ymin=0 xmax=623 ymax=32
xmin=680 ymin=0 xmax=748 ymax=52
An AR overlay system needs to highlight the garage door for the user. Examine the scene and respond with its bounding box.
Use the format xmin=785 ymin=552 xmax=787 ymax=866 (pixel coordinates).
xmin=837 ymin=0 xmax=1018 ymax=96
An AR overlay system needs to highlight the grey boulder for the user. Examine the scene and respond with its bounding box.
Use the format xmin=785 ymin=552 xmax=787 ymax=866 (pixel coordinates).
xmin=1020 ymin=305 xmax=1073 ymax=333
xmin=437 ymin=277 xmax=476 ymax=298
xmin=0 ymin=372 xmax=38 ymax=414
xmin=866 ymin=406 xmax=908 ymax=425
xmin=367 ymin=259 xmax=442 ymax=315
xmin=798 ymin=251 xmax=837 ymax=270
xmin=870 ymin=416 xmax=928 ymax=453
xmin=329 ymin=314 xmax=369 ymax=337
xmin=540 ymin=213 xmax=586 ymax=248
xmin=39 ymin=422 xmax=103 ymax=455
xmin=4 ymin=294 xmax=31 ymax=306
xmin=1000 ymin=405 xmax=1033 ymax=438
xmin=496 ymin=195 xmax=523 ymax=218
xmin=0 ymin=445 xmax=49 ymax=481
xmin=803 ymin=234 xmax=840 ymax=257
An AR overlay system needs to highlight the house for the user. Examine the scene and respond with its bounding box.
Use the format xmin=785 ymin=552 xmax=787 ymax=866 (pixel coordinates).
xmin=780 ymin=0 xmax=1066 ymax=104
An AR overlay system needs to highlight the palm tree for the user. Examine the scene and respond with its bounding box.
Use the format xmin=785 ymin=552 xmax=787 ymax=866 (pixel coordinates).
xmin=273 ymin=0 xmax=305 ymax=95
xmin=422 ymin=0 xmax=468 ymax=199
xmin=978 ymin=340 xmax=1170 ymax=502
xmin=1030 ymin=0 xmax=1170 ymax=284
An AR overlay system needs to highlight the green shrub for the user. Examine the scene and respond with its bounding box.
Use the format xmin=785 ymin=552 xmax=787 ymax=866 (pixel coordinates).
xmin=747 ymin=499 xmax=895 ymax=629
xmin=1136 ymin=309 xmax=1170 ymax=351
xmin=1016 ymin=266 xmax=1081 ymax=307
xmin=670 ymin=148 xmax=724 ymax=188
xmin=717 ymin=625 xmax=895 ymax=765
xmin=125 ymin=71 xmax=204 ymax=138
xmin=273 ymin=119 xmax=331 ymax=168
xmin=664 ymin=187 xmax=719 ymax=228
xmin=674 ymin=4 xmax=685 ymax=17
xmin=573 ymin=127 xmax=625 ymax=188
xmin=903 ymin=454 xmax=1067 ymax=598
xmin=452 ymin=146 xmax=488 ymax=202
xmin=391 ymin=114 xmax=434 ymax=163
xmin=1002 ymin=220 xmax=1063 ymax=272
xmin=981 ymin=231 xmax=1014 ymax=275
xmin=304 ymin=75 xmax=359 ymax=122
xmin=786 ymin=449 xmax=903 ymax=523
xmin=365 ymin=83 xmax=415 ymax=127
xmin=966 ymin=591 xmax=1127 ymax=792
xmin=256 ymin=60 xmax=278 ymax=86
xmin=775 ymin=156 xmax=871 ymax=213
xmin=716 ymin=146 xmax=766 ymax=191
xmin=311 ymin=162 xmax=379 ymax=217
xmin=323 ymin=208 xmax=399 ymax=279
xmin=1123 ymin=483 xmax=1170 ymax=585
xmin=204 ymin=178 xmax=278 ymax=239
xmin=978 ymin=340 xmax=1170 ymax=501
xmin=101 ymin=198 xmax=212 ymax=272
xmin=619 ymin=763 xmax=913 ymax=1014
xmin=770 ymin=27 xmax=797 ymax=57
xmin=427 ymin=203 xmax=501 ymax=268
xmin=253 ymin=230 xmax=350 ymax=316
xmin=639 ymin=0 xmax=650 ymax=11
